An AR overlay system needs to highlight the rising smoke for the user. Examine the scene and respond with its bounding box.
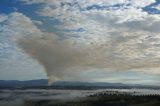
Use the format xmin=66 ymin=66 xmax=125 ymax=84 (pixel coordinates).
xmin=17 ymin=33 xmax=160 ymax=85
xmin=17 ymin=34 xmax=106 ymax=84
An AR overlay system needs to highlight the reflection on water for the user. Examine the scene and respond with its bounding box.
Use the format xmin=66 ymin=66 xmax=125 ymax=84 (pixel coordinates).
xmin=0 ymin=89 xmax=159 ymax=106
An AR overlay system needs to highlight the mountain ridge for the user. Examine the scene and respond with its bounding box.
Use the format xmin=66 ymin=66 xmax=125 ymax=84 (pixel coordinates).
xmin=0 ymin=79 xmax=159 ymax=89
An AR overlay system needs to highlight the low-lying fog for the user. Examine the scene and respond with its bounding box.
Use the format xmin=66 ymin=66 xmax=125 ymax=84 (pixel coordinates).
xmin=0 ymin=89 xmax=160 ymax=106
xmin=0 ymin=89 xmax=96 ymax=106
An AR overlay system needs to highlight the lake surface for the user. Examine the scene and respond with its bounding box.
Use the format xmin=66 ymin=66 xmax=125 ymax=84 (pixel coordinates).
xmin=0 ymin=89 xmax=160 ymax=106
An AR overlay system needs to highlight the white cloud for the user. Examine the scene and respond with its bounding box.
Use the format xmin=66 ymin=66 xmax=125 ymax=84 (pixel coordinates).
xmin=36 ymin=0 xmax=157 ymax=23
xmin=2 ymin=1 xmax=160 ymax=83
xmin=152 ymin=4 xmax=160 ymax=10
xmin=131 ymin=0 xmax=155 ymax=7
xmin=0 ymin=12 xmax=46 ymax=80
xmin=0 ymin=14 xmax=8 ymax=23
xmin=34 ymin=0 xmax=160 ymax=76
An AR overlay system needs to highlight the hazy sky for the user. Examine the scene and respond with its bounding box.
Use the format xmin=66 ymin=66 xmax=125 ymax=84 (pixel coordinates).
xmin=0 ymin=0 xmax=160 ymax=85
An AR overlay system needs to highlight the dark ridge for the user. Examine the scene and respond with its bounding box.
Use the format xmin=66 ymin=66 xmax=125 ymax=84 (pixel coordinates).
xmin=0 ymin=80 xmax=159 ymax=90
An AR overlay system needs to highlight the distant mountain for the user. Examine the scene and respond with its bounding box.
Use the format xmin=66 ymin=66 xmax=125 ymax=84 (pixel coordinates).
xmin=53 ymin=81 xmax=126 ymax=87
xmin=0 ymin=79 xmax=159 ymax=89
xmin=0 ymin=80 xmax=125 ymax=87
xmin=0 ymin=79 xmax=48 ymax=88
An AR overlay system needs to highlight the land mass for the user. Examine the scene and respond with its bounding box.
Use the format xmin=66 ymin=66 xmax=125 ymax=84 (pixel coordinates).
xmin=0 ymin=79 xmax=159 ymax=89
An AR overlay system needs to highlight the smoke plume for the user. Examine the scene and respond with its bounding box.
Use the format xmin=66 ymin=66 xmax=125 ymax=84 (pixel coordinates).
xmin=17 ymin=34 xmax=106 ymax=84
xmin=17 ymin=33 xmax=160 ymax=85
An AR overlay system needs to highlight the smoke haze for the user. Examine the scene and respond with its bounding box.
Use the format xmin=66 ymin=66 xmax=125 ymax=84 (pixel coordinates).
xmin=16 ymin=32 xmax=160 ymax=84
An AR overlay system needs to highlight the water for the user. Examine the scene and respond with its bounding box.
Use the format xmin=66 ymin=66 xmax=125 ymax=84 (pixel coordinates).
xmin=0 ymin=89 xmax=159 ymax=106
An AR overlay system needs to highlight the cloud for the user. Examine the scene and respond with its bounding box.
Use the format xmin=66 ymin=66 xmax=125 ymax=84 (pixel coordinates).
xmin=0 ymin=14 xmax=8 ymax=23
xmin=0 ymin=12 xmax=47 ymax=80
xmin=16 ymin=25 xmax=160 ymax=84
xmin=1 ymin=0 xmax=160 ymax=84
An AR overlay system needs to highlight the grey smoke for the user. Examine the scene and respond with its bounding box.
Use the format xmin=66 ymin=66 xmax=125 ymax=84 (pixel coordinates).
xmin=17 ymin=34 xmax=102 ymax=84
xmin=17 ymin=33 xmax=160 ymax=84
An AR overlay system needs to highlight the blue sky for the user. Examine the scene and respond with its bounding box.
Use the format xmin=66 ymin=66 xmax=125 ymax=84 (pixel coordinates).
xmin=0 ymin=0 xmax=160 ymax=85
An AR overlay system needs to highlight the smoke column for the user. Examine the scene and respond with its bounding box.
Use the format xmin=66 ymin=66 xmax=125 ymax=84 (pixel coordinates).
xmin=17 ymin=33 xmax=160 ymax=85
xmin=17 ymin=34 xmax=103 ymax=85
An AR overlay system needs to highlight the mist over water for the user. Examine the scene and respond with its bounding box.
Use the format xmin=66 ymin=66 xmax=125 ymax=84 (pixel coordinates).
xmin=0 ymin=89 xmax=96 ymax=106
xmin=0 ymin=89 xmax=159 ymax=106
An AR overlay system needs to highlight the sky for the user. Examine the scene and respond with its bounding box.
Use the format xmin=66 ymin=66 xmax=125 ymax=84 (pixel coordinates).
xmin=0 ymin=0 xmax=160 ymax=85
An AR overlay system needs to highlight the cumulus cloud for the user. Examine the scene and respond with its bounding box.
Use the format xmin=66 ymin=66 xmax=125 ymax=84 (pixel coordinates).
xmin=1 ymin=0 xmax=160 ymax=84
